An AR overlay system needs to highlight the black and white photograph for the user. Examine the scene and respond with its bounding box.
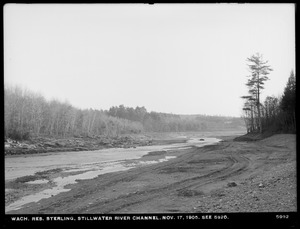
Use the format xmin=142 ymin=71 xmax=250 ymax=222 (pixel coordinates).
xmin=3 ymin=3 xmax=297 ymax=226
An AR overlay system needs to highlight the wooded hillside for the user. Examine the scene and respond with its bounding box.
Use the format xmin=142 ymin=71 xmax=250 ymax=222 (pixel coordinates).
xmin=4 ymin=85 xmax=245 ymax=140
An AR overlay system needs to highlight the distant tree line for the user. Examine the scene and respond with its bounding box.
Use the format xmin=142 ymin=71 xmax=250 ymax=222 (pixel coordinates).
xmin=241 ymin=53 xmax=296 ymax=134
xmin=4 ymin=85 xmax=245 ymax=141
xmin=4 ymin=86 xmax=143 ymax=140
xmin=107 ymin=105 xmax=245 ymax=132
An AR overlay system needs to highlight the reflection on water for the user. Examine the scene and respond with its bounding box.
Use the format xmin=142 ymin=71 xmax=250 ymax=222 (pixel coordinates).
xmin=5 ymin=137 xmax=220 ymax=212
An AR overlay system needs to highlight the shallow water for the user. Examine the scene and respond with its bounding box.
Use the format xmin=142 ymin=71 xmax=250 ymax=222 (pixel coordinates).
xmin=5 ymin=137 xmax=220 ymax=212
xmin=5 ymin=137 xmax=220 ymax=181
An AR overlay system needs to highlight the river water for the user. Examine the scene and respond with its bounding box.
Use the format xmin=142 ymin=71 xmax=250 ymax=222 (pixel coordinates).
xmin=5 ymin=137 xmax=221 ymax=212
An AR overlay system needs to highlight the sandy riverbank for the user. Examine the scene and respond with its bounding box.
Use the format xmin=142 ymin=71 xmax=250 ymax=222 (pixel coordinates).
xmin=5 ymin=133 xmax=296 ymax=214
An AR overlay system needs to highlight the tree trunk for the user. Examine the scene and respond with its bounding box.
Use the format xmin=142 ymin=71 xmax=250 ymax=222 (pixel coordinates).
xmin=257 ymin=74 xmax=262 ymax=133
xmin=250 ymin=105 xmax=254 ymax=132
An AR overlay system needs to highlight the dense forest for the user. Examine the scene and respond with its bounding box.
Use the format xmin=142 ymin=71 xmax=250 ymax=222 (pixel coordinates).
xmin=4 ymin=86 xmax=245 ymax=141
xmin=241 ymin=53 xmax=296 ymax=134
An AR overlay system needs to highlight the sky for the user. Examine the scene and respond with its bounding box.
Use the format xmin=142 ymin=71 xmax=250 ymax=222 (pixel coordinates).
xmin=4 ymin=4 xmax=295 ymax=117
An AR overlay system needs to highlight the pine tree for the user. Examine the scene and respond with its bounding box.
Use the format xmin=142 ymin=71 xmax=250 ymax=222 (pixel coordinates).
xmin=246 ymin=53 xmax=273 ymax=133
xmin=281 ymin=70 xmax=296 ymax=113
xmin=280 ymin=70 xmax=296 ymax=132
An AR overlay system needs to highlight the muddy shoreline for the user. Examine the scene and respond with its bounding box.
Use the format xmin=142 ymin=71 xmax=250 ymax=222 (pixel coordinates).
xmin=4 ymin=135 xmax=153 ymax=156
xmin=5 ymin=133 xmax=296 ymax=214
xmin=4 ymin=134 xmax=190 ymax=157
xmin=4 ymin=130 xmax=246 ymax=157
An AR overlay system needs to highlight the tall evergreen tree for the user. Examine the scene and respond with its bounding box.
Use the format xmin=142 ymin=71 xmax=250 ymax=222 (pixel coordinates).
xmin=280 ymin=70 xmax=296 ymax=131
xmin=246 ymin=53 xmax=273 ymax=133
xmin=281 ymin=70 xmax=296 ymax=113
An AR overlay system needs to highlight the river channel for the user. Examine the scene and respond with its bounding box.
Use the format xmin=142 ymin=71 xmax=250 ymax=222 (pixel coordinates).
xmin=5 ymin=137 xmax=221 ymax=212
